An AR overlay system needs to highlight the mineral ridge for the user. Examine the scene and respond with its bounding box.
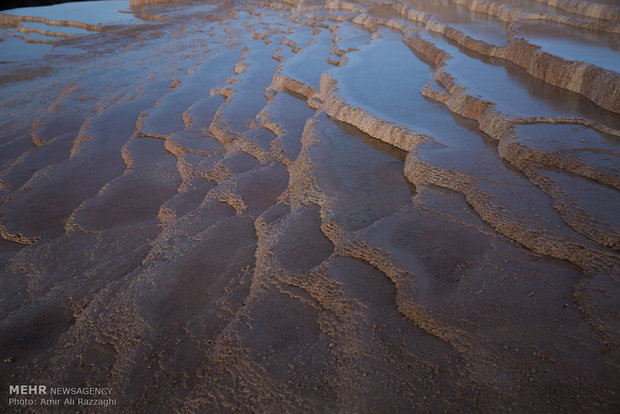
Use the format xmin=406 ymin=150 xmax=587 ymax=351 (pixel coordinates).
xmin=0 ymin=0 xmax=618 ymax=412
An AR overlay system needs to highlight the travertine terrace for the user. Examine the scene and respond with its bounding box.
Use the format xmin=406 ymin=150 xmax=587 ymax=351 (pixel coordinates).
xmin=0 ymin=0 xmax=619 ymax=412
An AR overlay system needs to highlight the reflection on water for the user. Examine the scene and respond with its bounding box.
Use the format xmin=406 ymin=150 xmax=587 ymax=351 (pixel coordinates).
xmin=402 ymin=0 xmax=511 ymax=45
xmin=516 ymin=21 xmax=620 ymax=72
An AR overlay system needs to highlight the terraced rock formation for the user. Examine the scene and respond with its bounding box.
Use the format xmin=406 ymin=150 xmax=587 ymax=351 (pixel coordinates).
xmin=0 ymin=0 xmax=618 ymax=412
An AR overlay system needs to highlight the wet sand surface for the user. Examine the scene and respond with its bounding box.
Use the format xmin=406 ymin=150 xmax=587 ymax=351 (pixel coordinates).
xmin=0 ymin=0 xmax=619 ymax=412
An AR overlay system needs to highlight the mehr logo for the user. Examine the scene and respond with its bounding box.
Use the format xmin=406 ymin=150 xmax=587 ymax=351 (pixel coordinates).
xmin=8 ymin=384 xmax=117 ymax=407
xmin=9 ymin=385 xmax=47 ymax=395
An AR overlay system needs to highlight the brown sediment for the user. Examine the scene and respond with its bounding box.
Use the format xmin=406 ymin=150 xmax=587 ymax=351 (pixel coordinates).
xmin=235 ymin=62 xmax=252 ymax=75
xmin=14 ymin=34 xmax=57 ymax=45
xmin=120 ymin=139 xmax=134 ymax=170
xmin=531 ymin=0 xmax=620 ymax=22
xmin=262 ymin=0 xmax=304 ymax=7
xmin=209 ymin=109 xmax=272 ymax=164
xmin=164 ymin=137 xmax=221 ymax=192
xmin=500 ymin=37 xmax=619 ymax=112
xmin=182 ymin=109 xmax=194 ymax=129
xmin=288 ymin=13 xmax=331 ymax=30
xmin=27 ymin=127 xmax=45 ymax=148
xmin=0 ymin=223 xmax=40 ymax=245
xmin=275 ymin=116 xmax=479 ymax=366
xmin=13 ymin=25 xmax=78 ymax=39
xmin=325 ymin=0 xmax=366 ymax=14
xmin=0 ymin=12 xmax=101 ymax=32
xmin=399 ymin=32 xmax=620 ymax=275
xmin=135 ymin=130 xmax=172 ymax=140
xmin=129 ymin=0 xmax=189 ymax=6
xmin=0 ymin=0 xmax=618 ymax=412
xmin=271 ymin=72 xmax=319 ymax=103
xmin=349 ymin=10 xmax=417 ymax=35
xmin=404 ymin=33 xmax=618 ymax=186
xmin=227 ymin=75 xmax=242 ymax=84
xmin=447 ymin=0 xmax=620 ymax=33
xmin=169 ymin=77 xmax=182 ymax=89
xmin=271 ymin=5 xmax=620 ymax=344
xmin=252 ymin=31 xmax=272 ymax=44
xmin=201 ymin=161 xmax=234 ymax=184
xmin=497 ymin=136 xmax=620 ymax=191
xmin=68 ymin=123 xmax=91 ymax=159
xmin=282 ymin=37 xmax=302 ymax=53
xmin=253 ymin=107 xmax=286 ymax=137
xmin=404 ymin=154 xmax=619 ymax=273
xmin=48 ymin=82 xmax=82 ymax=113
xmin=334 ymin=234 xmax=473 ymax=355
xmin=326 ymin=55 xmax=347 ymax=66
xmin=156 ymin=204 xmax=176 ymax=227
xmin=525 ymin=166 xmax=620 ymax=251
xmin=203 ymin=182 xmax=248 ymax=215
xmin=318 ymin=73 xmax=429 ymax=152
xmin=210 ymin=85 xmax=237 ymax=100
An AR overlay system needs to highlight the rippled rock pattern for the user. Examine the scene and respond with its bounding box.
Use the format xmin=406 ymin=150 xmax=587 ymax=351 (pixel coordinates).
xmin=0 ymin=0 xmax=619 ymax=411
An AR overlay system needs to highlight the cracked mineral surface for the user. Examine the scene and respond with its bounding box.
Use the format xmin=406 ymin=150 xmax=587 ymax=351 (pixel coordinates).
xmin=0 ymin=0 xmax=618 ymax=412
